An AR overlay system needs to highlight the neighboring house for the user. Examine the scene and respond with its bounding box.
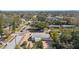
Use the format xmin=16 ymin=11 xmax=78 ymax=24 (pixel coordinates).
xmin=47 ymin=16 xmax=58 ymax=21
xmin=30 ymin=33 xmax=51 ymax=42
xmin=46 ymin=16 xmax=63 ymax=21
xmin=48 ymin=25 xmax=75 ymax=28
xmin=62 ymin=25 xmax=75 ymax=28
xmin=29 ymin=33 xmax=52 ymax=49
xmin=49 ymin=25 xmax=60 ymax=28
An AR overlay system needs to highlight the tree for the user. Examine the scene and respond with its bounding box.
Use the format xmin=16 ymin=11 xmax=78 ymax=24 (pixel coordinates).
xmin=12 ymin=19 xmax=16 ymax=33
xmin=59 ymin=32 xmax=73 ymax=49
xmin=35 ymin=40 xmax=43 ymax=49
xmin=15 ymin=44 xmax=21 ymax=49
xmin=12 ymin=16 xmax=20 ymax=46
xmin=49 ymin=31 xmax=60 ymax=48
xmin=72 ymin=31 xmax=79 ymax=49
xmin=71 ymin=17 xmax=79 ymax=26
xmin=15 ymin=16 xmax=20 ymax=27
xmin=50 ymin=31 xmax=60 ymax=42
xmin=37 ymin=16 xmax=46 ymax=21
xmin=32 ymin=21 xmax=48 ymax=29
xmin=60 ymin=32 xmax=72 ymax=43
xmin=63 ymin=16 xmax=72 ymax=25
xmin=12 ymin=16 xmax=20 ymax=33
xmin=0 ymin=15 xmax=3 ymax=39
xmin=53 ymin=20 xmax=61 ymax=25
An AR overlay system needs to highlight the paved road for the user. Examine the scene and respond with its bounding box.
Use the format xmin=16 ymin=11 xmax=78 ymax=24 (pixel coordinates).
xmin=4 ymin=32 xmax=24 ymax=49
xmin=4 ymin=25 xmax=31 ymax=49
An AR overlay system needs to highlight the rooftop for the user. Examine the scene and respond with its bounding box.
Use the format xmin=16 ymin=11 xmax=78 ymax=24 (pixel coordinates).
xmin=49 ymin=25 xmax=75 ymax=28
xmin=31 ymin=33 xmax=51 ymax=42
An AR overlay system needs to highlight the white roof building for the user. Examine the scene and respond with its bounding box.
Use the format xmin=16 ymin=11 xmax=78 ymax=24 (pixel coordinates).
xmin=31 ymin=33 xmax=51 ymax=42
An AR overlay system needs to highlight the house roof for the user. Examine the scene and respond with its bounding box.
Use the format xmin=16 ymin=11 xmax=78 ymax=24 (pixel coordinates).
xmin=49 ymin=25 xmax=75 ymax=28
xmin=31 ymin=33 xmax=51 ymax=41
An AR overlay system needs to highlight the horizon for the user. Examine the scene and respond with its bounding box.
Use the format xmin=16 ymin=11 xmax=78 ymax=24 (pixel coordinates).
xmin=1 ymin=10 xmax=79 ymax=12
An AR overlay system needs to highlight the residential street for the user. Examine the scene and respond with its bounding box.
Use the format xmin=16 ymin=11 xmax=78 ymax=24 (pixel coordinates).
xmin=4 ymin=32 xmax=24 ymax=49
xmin=4 ymin=24 xmax=31 ymax=49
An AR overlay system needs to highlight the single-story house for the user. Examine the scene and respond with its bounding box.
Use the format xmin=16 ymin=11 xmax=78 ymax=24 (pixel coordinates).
xmin=29 ymin=33 xmax=51 ymax=42
xmin=48 ymin=25 xmax=75 ymax=28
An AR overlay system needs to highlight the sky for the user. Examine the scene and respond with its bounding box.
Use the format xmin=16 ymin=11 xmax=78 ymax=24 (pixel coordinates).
xmin=0 ymin=0 xmax=79 ymax=11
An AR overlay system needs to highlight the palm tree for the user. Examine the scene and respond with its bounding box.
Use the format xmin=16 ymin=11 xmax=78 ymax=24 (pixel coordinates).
xmin=12 ymin=15 xmax=20 ymax=32
xmin=12 ymin=16 xmax=20 ymax=45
